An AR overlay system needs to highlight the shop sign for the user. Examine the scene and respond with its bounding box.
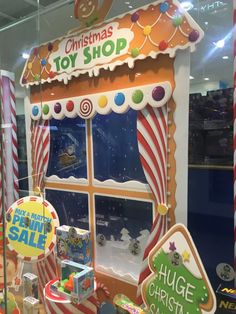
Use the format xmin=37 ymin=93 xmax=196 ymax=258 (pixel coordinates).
xmin=141 ymin=224 xmax=216 ymax=313
xmin=48 ymin=22 xmax=134 ymax=74
xmin=200 ymin=1 xmax=227 ymax=13
xmin=6 ymin=196 xmax=59 ymax=262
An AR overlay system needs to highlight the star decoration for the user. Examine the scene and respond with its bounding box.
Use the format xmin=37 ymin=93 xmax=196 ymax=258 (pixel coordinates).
xmin=182 ymin=250 xmax=190 ymax=262
xmin=169 ymin=241 xmax=176 ymax=252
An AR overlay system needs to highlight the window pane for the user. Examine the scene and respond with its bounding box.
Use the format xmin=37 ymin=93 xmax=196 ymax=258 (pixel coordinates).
xmin=46 ymin=189 xmax=89 ymax=230
xmin=93 ymin=110 xmax=147 ymax=183
xmin=95 ymin=195 xmax=153 ymax=281
xmin=47 ymin=117 xmax=87 ymax=178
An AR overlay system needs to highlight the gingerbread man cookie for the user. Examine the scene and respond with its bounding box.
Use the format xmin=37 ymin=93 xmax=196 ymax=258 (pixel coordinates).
xmin=74 ymin=0 xmax=113 ymax=29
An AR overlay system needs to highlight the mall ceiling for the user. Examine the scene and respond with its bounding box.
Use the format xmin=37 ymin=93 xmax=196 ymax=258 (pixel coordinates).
xmin=0 ymin=0 xmax=233 ymax=97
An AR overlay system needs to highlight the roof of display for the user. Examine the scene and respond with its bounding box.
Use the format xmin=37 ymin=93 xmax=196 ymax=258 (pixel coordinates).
xmin=20 ymin=0 xmax=204 ymax=87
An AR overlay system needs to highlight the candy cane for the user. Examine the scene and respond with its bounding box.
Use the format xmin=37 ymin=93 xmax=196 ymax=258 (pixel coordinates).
xmin=9 ymin=79 xmax=19 ymax=202
xmin=0 ymin=72 xmax=18 ymax=218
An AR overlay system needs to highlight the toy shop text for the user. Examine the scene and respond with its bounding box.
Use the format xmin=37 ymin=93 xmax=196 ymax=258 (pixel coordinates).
xmin=49 ymin=22 xmax=134 ymax=72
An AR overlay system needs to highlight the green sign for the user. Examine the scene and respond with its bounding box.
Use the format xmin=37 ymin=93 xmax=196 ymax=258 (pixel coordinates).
xmin=142 ymin=224 xmax=216 ymax=314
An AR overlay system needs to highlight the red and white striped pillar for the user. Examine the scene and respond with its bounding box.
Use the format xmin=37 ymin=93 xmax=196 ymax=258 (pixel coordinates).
xmin=0 ymin=70 xmax=19 ymax=219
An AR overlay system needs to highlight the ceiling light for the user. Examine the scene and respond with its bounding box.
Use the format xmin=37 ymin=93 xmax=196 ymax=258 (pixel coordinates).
xmin=128 ymin=5 xmax=133 ymax=9
xmin=180 ymin=1 xmax=194 ymax=11
xmin=222 ymin=55 xmax=229 ymax=60
xmin=204 ymin=21 xmax=208 ymax=25
xmin=213 ymin=39 xmax=225 ymax=48
xmin=125 ymin=1 xmax=130 ymax=4
xmin=189 ymin=75 xmax=194 ymax=80
xmin=204 ymin=77 xmax=210 ymax=81
xmin=22 ymin=52 xmax=30 ymax=59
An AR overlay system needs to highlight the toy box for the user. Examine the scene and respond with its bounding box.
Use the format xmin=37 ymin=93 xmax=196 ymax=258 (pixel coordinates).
xmin=23 ymin=273 xmax=38 ymax=299
xmin=56 ymin=225 xmax=92 ymax=265
xmin=51 ymin=259 xmax=94 ymax=304
xmin=23 ymin=296 xmax=39 ymax=314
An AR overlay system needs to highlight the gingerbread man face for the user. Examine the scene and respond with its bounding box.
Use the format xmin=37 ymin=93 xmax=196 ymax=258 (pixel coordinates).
xmin=75 ymin=0 xmax=98 ymax=21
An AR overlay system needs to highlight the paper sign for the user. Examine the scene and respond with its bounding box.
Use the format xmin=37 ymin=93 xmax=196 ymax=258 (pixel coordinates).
xmin=6 ymin=196 xmax=59 ymax=262
xmin=141 ymin=224 xmax=216 ymax=313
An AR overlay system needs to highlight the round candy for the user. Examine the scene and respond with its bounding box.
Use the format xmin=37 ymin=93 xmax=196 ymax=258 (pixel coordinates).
xmin=114 ymin=93 xmax=125 ymax=106
xmin=54 ymin=102 xmax=61 ymax=114
xmin=189 ymin=30 xmax=200 ymax=42
xmin=34 ymin=47 xmax=38 ymax=56
xmin=34 ymin=74 xmax=40 ymax=81
xmin=66 ymin=100 xmax=74 ymax=112
xmin=42 ymin=104 xmax=49 ymax=115
xmin=157 ymin=203 xmax=169 ymax=215
xmin=49 ymin=71 xmax=55 ymax=79
xmin=32 ymin=106 xmax=39 ymax=116
xmin=132 ymin=90 xmax=144 ymax=104
xmin=173 ymin=15 xmax=183 ymax=27
xmin=160 ymin=2 xmax=169 ymax=13
xmin=27 ymin=62 xmax=32 ymax=70
xmin=22 ymin=77 xmax=27 ymax=84
xmin=131 ymin=12 xmax=139 ymax=23
xmin=143 ymin=25 xmax=152 ymax=36
xmin=152 ymin=86 xmax=165 ymax=101
xmin=41 ymin=58 xmax=47 ymax=66
xmin=48 ymin=42 xmax=53 ymax=51
xmin=159 ymin=40 xmax=168 ymax=51
xmin=131 ymin=47 xmax=139 ymax=58
xmin=98 ymin=95 xmax=108 ymax=108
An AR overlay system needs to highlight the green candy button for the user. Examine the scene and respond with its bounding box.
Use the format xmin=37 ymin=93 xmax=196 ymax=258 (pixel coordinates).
xmin=43 ymin=104 xmax=49 ymax=115
xmin=132 ymin=90 xmax=144 ymax=104
xmin=173 ymin=15 xmax=183 ymax=27
xmin=131 ymin=47 xmax=140 ymax=58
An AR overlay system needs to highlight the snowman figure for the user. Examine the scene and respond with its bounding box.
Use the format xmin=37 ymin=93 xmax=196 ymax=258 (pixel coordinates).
xmin=97 ymin=234 xmax=106 ymax=247
xmin=129 ymin=239 xmax=141 ymax=256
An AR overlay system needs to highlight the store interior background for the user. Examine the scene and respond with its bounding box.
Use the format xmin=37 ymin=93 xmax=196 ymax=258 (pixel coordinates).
xmin=0 ymin=0 xmax=233 ymax=290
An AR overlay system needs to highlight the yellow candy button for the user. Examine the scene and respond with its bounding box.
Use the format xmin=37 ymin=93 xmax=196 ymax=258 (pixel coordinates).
xmin=143 ymin=25 xmax=152 ymax=36
xmin=157 ymin=203 xmax=169 ymax=215
xmin=98 ymin=95 xmax=108 ymax=108
xmin=28 ymin=62 xmax=33 ymax=70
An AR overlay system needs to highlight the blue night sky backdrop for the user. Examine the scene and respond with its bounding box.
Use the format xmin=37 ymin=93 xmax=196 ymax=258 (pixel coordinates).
xmin=92 ymin=109 xmax=146 ymax=183
xmin=47 ymin=110 xmax=146 ymax=183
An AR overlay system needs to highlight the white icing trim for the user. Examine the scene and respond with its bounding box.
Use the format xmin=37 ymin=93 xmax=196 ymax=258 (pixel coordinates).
xmin=30 ymin=82 xmax=172 ymax=120
xmin=93 ymin=179 xmax=151 ymax=192
xmin=45 ymin=176 xmax=89 ymax=185
xmin=20 ymin=0 xmax=204 ymax=87
xmin=95 ymin=264 xmax=138 ymax=284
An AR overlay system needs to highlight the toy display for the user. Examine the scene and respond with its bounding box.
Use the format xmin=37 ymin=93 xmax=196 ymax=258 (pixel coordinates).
xmin=44 ymin=278 xmax=97 ymax=313
xmin=23 ymin=297 xmax=39 ymax=314
xmin=20 ymin=0 xmax=205 ymax=311
xmin=114 ymin=294 xmax=147 ymax=313
xmin=216 ymin=285 xmax=236 ymax=313
xmin=51 ymin=259 xmax=94 ymax=304
xmin=23 ymin=273 xmax=38 ymax=299
xmin=56 ymin=225 xmax=92 ymax=265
